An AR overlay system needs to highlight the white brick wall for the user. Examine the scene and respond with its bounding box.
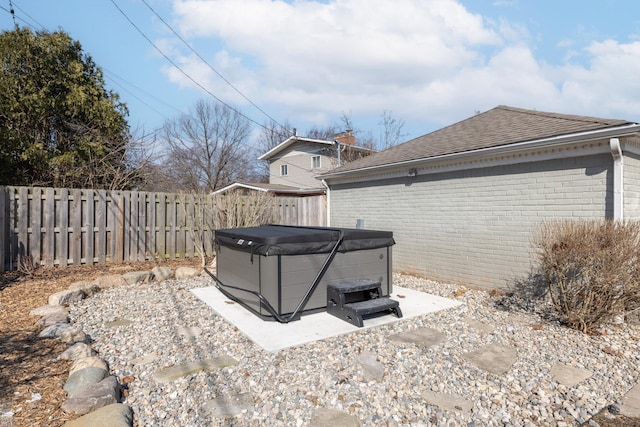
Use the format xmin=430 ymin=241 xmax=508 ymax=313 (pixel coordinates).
xmin=329 ymin=154 xmax=612 ymax=290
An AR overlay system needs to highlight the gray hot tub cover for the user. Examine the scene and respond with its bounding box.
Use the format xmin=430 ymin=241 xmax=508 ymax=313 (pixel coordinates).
xmin=215 ymin=225 xmax=394 ymax=256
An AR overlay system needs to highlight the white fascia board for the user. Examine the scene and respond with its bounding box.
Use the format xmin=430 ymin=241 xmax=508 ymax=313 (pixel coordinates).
xmin=321 ymin=124 xmax=640 ymax=183
xmin=258 ymin=137 xmax=335 ymax=161
xmin=212 ymin=183 xmax=270 ymax=195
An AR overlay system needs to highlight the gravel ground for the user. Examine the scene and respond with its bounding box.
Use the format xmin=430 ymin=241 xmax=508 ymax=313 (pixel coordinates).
xmin=68 ymin=273 xmax=640 ymax=426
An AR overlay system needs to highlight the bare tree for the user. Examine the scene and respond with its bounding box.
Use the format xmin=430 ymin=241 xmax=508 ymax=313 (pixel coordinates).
xmin=161 ymin=100 xmax=252 ymax=192
xmin=378 ymin=110 xmax=407 ymax=150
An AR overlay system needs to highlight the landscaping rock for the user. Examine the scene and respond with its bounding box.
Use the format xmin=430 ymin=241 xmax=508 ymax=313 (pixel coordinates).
xmin=550 ymin=363 xmax=593 ymax=387
xmin=49 ymin=289 xmax=85 ymax=306
xmin=61 ymin=376 xmax=121 ymax=415
xmin=60 ymin=326 xmax=88 ymax=345
xmin=176 ymin=326 xmax=202 ymax=338
xmin=462 ymin=343 xmax=518 ymax=375
xmin=310 ymin=408 xmax=361 ymax=427
xmin=64 ymin=366 xmax=109 ymax=398
xmin=356 ymin=351 xmax=385 ymax=381
xmin=70 ymin=356 xmax=109 ymax=376
xmin=104 ymin=318 xmax=134 ymax=328
xmin=92 ymin=275 xmax=127 ymax=289
xmin=30 ymin=304 xmax=69 ymax=317
xmin=35 ymin=311 xmax=69 ymax=326
xmin=122 ymin=271 xmax=153 ymax=285
xmin=59 ymin=343 xmax=96 ymax=361
xmin=204 ymin=392 xmax=254 ymax=417
xmin=62 ymin=403 xmax=132 ymax=427
xmin=39 ymin=323 xmax=74 ymax=338
xmin=152 ymin=356 xmax=237 ymax=383
xmin=69 ymin=281 xmax=101 ymax=297
xmin=175 ymin=266 xmax=200 ymax=279
xmin=389 ymin=327 xmax=446 ymax=348
xmin=151 ymin=266 xmax=174 ymax=281
xmin=422 ymin=390 xmax=474 ymax=414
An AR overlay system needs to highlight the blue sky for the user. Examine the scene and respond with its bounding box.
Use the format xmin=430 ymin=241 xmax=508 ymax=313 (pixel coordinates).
xmin=3 ymin=0 xmax=640 ymax=147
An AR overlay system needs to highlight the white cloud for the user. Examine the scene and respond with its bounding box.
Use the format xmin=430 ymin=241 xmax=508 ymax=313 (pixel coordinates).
xmin=160 ymin=0 xmax=640 ymax=137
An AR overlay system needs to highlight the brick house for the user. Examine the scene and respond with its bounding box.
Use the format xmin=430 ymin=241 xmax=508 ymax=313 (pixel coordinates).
xmin=318 ymin=106 xmax=640 ymax=290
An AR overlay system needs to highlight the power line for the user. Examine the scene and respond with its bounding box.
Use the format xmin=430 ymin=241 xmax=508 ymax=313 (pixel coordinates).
xmin=109 ymin=0 xmax=272 ymax=132
xmin=11 ymin=1 xmax=44 ymax=29
xmin=0 ymin=3 xmax=34 ymax=29
xmin=140 ymin=0 xmax=284 ymax=130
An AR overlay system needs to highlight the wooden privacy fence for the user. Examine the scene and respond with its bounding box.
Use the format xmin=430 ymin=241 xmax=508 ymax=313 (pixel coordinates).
xmin=0 ymin=186 xmax=326 ymax=272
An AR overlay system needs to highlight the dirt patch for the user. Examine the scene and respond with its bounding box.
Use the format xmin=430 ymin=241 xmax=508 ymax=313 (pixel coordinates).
xmin=0 ymin=259 xmax=202 ymax=427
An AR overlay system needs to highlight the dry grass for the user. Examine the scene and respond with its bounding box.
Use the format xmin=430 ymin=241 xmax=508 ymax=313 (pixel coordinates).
xmin=0 ymin=259 xmax=201 ymax=427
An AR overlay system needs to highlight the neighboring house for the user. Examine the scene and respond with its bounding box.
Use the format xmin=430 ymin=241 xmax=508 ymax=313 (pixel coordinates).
xmin=215 ymin=132 xmax=374 ymax=196
xmin=319 ymin=105 xmax=640 ymax=290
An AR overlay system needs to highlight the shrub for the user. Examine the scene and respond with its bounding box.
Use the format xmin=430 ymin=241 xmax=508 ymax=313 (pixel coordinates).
xmin=533 ymin=219 xmax=640 ymax=332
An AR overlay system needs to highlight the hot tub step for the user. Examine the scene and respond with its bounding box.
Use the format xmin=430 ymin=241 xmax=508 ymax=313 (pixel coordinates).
xmin=327 ymin=280 xmax=403 ymax=327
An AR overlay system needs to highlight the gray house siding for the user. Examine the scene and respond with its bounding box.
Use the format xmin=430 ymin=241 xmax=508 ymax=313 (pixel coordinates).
xmin=329 ymin=153 xmax=612 ymax=290
xmin=269 ymin=142 xmax=336 ymax=188
xmin=624 ymin=152 xmax=640 ymax=219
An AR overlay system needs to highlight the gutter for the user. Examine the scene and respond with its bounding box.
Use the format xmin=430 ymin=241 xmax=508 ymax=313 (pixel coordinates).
xmin=610 ymin=138 xmax=624 ymax=220
xmin=319 ymin=124 xmax=640 ymax=180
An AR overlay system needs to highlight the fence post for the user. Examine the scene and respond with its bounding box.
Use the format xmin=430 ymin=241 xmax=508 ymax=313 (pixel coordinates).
xmin=0 ymin=186 xmax=5 ymax=272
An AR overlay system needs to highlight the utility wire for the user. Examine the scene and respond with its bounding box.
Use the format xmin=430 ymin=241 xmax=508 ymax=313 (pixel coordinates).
xmin=11 ymin=0 xmax=44 ymax=29
xmin=110 ymin=0 xmax=272 ymax=132
xmin=0 ymin=3 xmax=33 ymax=28
xmin=141 ymin=0 xmax=284 ymax=130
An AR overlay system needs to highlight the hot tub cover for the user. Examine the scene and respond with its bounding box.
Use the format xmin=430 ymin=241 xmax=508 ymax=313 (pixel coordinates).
xmin=215 ymin=225 xmax=394 ymax=256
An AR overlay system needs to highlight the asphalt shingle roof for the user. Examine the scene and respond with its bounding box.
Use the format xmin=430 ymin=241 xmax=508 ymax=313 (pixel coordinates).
xmin=321 ymin=105 xmax=634 ymax=176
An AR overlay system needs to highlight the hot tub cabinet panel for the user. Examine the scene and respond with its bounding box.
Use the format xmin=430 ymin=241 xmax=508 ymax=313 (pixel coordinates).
xmin=214 ymin=225 xmax=394 ymax=320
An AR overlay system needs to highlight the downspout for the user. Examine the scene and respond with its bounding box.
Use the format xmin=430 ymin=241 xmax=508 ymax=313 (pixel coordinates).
xmin=321 ymin=179 xmax=331 ymax=226
xmin=335 ymin=140 xmax=342 ymax=167
xmin=610 ymin=138 xmax=623 ymax=220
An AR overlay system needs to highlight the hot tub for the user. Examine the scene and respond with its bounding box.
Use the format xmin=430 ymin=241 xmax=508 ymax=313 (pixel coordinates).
xmin=211 ymin=225 xmax=394 ymax=322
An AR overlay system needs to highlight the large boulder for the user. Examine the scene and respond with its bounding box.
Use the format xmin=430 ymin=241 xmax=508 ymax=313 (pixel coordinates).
xmin=49 ymin=289 xmax=85 ymax=306
xmin=122 ymin=271 xmax=153 ymax=285
xmin=64 ymin=366 xmax=109 ymax=398
xmin=62 ymin=403 xmax=132 ymax=427
xmin=175 ymin=266 xmax=200 ymax=279
xmin=151 ymin=266 xmax=174 ymax=281
xmin=59 ymin=343 xmax=96 ymax=361
xmin=61 ymin=376 xmax=121 ymax=416
xmin=69 ymin=281 xmax=101 ymax=297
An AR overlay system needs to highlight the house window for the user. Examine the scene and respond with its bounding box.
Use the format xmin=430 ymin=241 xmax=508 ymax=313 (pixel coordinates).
xmin=280 ymin=164 xmax=288 ymax=176
xmin=311 ymin=155 xmax=321 ymax=169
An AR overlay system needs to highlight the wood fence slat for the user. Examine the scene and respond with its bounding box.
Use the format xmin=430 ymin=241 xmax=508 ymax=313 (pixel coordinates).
xmin=157 ymin=193 xmax=166 ymax=259
xmin=17 ymin=187 xmax=28 ymax=265
xmin=96 ymin=190 xmax=107 ymax=263
xmin=59 ymin=189 xmax=69 ymax=267
xmin=148 ymin=193 xmax=156 ymax=259
xmin=71 ymin=189 xmax=82 ymax=265
xmin=43 ymin=188 xmax=55 ymax=267
xmin=29 ymin=188 xmax=43 ymax=267
xmin=168 ymin=193 xmax=176 ymax=259
xmin=86 ymin=190 xmax=95 ymax=265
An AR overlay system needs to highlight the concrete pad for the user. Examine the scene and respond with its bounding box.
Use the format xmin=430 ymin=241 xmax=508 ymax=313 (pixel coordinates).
xmin=152 ymin=356 xmax=238 ymax=383
xmin=388 ymin=327 xmax=446 ymax=348
xmin=550 ymin=363 xmax=592 ymax=387
xmin=191 ymin=285 xmax=461 ymax=352
xmin=620 ymin=382 xmax=640 ymax=417
xmin=204 ymin=392 xmax=254 ymax=417
xmin=422 ymin=390 xmax=474 ymax=414
xmin=462 ymin=343 xmax=518 ymax=375
xmin=310 ymin=408 xmax=361 ymax=427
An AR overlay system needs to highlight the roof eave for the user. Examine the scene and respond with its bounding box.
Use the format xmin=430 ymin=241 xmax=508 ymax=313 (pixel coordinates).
xmin=319 ymin=123 xmax=640 ymax=180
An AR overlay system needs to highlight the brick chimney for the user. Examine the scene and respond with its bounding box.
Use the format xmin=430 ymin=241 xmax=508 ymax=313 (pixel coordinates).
xmin=334 ymin=129 xmax=355 ymax=145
